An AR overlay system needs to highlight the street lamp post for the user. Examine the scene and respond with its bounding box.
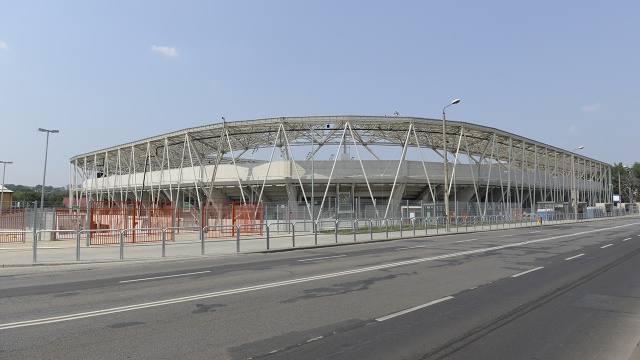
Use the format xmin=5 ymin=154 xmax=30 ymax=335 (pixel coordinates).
xmin=442 ymin=99 xmax=460 ymax=232
xmin=38 ymin=128 xmax=59 ymax=232
xmin=623 ymin=165 xmax=630 ymax=203
xmin=0 ymin=161 xmax=12 ymax=211
xmin=311 ymin=126 xmax=315 ymax=239
xmin=571 ymin=146 xmax=584 ymax=221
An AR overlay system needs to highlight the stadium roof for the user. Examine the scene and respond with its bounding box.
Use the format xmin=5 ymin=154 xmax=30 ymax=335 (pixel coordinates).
xmin=70 ymin=116 xmax=610 ymax=174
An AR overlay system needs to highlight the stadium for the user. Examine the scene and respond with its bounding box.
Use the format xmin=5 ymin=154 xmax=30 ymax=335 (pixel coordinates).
xmin=67 ymin=115 xmax=613 ymax=230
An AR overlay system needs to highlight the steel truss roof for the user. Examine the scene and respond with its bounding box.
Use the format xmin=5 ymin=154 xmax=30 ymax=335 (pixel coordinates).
xmin=70 ymin=116 xmax=610 ymax=177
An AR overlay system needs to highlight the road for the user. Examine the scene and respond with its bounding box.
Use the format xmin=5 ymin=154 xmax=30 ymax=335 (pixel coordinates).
xmin=1 ymin=218 xmax=640 ymax=359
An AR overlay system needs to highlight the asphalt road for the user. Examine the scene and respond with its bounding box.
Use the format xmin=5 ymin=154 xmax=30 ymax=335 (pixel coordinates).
xmin=1 ymin=218 xmax=640 ymax=359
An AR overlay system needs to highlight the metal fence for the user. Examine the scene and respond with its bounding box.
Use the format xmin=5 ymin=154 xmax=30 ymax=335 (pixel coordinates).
xmin=5 ymin=200 xmax=637 ymax=232
xmin=7 ymin=209 xmax=633 ymax=264
xmin=263 ymin=199 xmax=547 ymax=228
xmin=2 ymin=199 xmax=637 ymax=251
xmin=0 ymin=209 xmax=26 ymax=243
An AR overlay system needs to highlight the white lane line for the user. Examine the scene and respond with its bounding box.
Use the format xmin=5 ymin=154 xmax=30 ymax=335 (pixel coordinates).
xmin=529 ymin=231 xmax=542 ymax=234
xmin=396 ymin=245 xmax=427 ymax=250
xmin=1 ymin=222 xmax=634 ymax=331
xmin=297 ymin=255 xmax=347 ymax=262
xmin=499 ymin=234 xmax=515 ymax=238
xmin=454 ymin=238 xmax=479 ymax=243
xmin=511 ymin=267 xmax=544 ymax=278
xmin=565 ymin=253 xmax=585 ymax=261
xmin=601 ymin=244 xmax=614 ymax=248
xmin=119 ymin=271 xmax=211 ymax=283
xmin=375 ymin=296 xmax=454 ymax=322
xmin=623 ymin=238 xmax=632 ymax=242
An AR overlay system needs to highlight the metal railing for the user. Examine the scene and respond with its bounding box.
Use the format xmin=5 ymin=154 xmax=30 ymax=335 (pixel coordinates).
xmin=5 ymin=209 xmax=637 ymax=265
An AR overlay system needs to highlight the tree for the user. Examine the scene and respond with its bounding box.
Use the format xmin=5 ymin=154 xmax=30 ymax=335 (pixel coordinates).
xmin=612 ymin=162 xmax=638 ymax=203
xmin=5 ymin=184 xmax=67 ymax=207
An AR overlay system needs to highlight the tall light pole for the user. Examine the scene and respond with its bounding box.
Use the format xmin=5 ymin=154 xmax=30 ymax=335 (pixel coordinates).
xmin=443 ymin=99 xmax=460 ymax=232
xmin=38 ymin=128 xmax=59 ymax=231
xmin=311 ymin=126 xmax=315 ymax=237
xmin=0 ymin=161 xmax=12 ymax=211
xmin=622 ymin=165 xmax=633 ymax=214
xmin=571 ymin=146 xmax=584 ymax=221
xmin=623 ymin=165 xmax=630 ymax=203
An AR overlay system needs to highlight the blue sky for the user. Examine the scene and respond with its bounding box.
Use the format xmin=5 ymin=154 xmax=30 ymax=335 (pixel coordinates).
xmin=1 ymin=1 xmax=638 ymax=186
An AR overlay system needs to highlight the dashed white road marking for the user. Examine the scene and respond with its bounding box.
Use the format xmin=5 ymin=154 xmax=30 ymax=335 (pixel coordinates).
xmin=454 ymin=238 xmax=479 ymax=243
xmin=396 ymin=245 xmax=427 ymax=250
xmin=623 ymin=238 xmax=632 ymax=242
xmin=1 ymin=222 xmax=634 ymax=331
xmin=298 ymin=255 xmax=347 ymax=262
xmin=565 ymin=253 xmax=585 ymax=261
xmin=119 ymin=271 xmax=211 ymax=283
xmin=511 ymin=267 xmax=544 ymax=278
xmin=375 ymin=296 xmax=454 ymax=322
xmin=306 ymin=336 xmax=324 ymax=342
xmin=601 ymin=244 xmax=613 ymax=248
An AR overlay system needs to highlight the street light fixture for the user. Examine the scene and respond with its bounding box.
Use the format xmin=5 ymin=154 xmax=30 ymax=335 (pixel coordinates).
xmin=443 ymin=99 xmax=460 ymax=232
xmin=38 ymin=128 xmax=59 ymax=231
xmin=0 ymin=161 xmax=12 ymax=211
xmin=571 ymin=146 xmax=584 ymax=221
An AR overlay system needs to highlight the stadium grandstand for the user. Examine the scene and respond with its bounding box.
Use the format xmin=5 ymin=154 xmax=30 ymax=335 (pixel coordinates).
xmin=67 ymin=116 xmax=612 ymax=228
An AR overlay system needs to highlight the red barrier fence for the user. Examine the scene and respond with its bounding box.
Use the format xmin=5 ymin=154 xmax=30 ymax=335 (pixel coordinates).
xmin=51 ymin=200 xmax=264 ymax=245
xmin=0 ymin=209 xmax=25 ymax=243
xmin=55 ymin=208 xmax=88 ymax=239
xmin=203 ymin=202 xmax=262 ymax=238
xmin=89 ymin=201 xmax=173 ymax=245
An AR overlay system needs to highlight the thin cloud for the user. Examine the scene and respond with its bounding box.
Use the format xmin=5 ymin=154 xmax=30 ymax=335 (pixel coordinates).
xmin=581 ymin=103 xmax=602 ymax=113
xmin=150 ymin=45 xmax=178 ymax=57
xmin=569 ymin=125 xmax=579 ymax=134
xmin=0 ymin=40 xmax=8 ymax=51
